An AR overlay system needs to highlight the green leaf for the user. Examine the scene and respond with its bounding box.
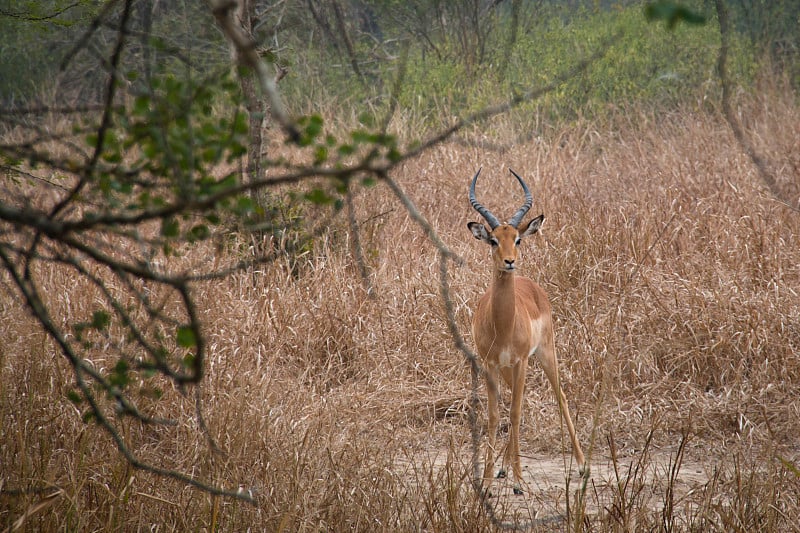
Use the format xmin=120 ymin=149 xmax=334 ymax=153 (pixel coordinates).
xmin=351 ymin=130 xmax=375 ymax=144
xmin=142 ymin=141 xmax=159 ymax=159
xmin=304 ymin=188 xmax=333 ymax=205
xmin=182 ymin=352 xmax=196 ymax=368
xmin=187 ymin=224 xmax=210 ymax=242
xmin=102 ymin=150 xmax=123 ymax=164
xmin=233 ymin=112 xmax=249 ymax=135
xmin=644 ymin=1 xmax=706 ymax=29
xmin=133 ymin=95 xmax=150 ymax=116
xmin=387 ymin=147 xmax=402 ymax=163
xmin=228 ymin=141 xmax=247 ymax=159
xmin=161 ymin=217 xmax=180 ymax=238
xmin=334 ymin=178 xmax=349 ymax=194
xmin=213 ymin=173 xmax=237 ymax=193
xmin=314 ymin=145 xmax=328 ymax=164
xmin=66 ymin=390 xmax=82 ymax=404
xmin=234 ymin=196 xmax=256 ymax=215
xmin=201 ymin=147 xmax=218 ymax=163
xmin=304 ymin=114 xmax=323 ymax=137
xmin=91 ymin=310 xmax=111 ymax=330
xmin=296 ymin=114 xmax=324 ymax=146
xmin=176 ymin=326 xmax=197 ymax=348
xmin=72 ymin=322 xmax=87 ymax=341
xmin=109 ymin=359 xmax=129 ymax=388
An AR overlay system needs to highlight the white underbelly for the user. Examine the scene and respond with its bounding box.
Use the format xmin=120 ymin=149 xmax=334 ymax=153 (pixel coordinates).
xmin=489 ymin=317 xmax=545 ymax=368
xmin=499 ymin=349 xmax=512 ymax=367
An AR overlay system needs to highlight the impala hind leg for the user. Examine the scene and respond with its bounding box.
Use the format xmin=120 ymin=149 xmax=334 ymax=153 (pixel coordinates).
xmin=537 ymin=344 xmax=587 ymax=475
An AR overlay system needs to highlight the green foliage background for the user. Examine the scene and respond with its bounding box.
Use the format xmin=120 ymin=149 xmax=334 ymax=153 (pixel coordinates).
xmin=2 ymin=1 xmax=797 ymax=129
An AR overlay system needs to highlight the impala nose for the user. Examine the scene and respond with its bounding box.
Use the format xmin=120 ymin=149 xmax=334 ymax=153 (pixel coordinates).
xmin=504 ymin=259 xmax=515 ymax=269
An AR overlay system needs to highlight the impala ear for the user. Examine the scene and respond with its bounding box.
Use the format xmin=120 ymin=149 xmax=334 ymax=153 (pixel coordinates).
xmin=519 ymin=214 xmax=544 ymax=237
xmin=467 ymin=221 xmax=491 ymax=242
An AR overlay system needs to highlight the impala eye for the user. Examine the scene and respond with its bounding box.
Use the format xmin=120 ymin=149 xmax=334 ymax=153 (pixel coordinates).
xmin=489 ymin=238 xmax=499 ymax=247
xmin=515 ymin=238 xmax=521 ymax=246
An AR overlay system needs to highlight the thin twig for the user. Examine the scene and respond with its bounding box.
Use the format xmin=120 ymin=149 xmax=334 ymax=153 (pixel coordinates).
xmin=345 ymin=187 xmax=374 ymax=296
xmin=379 ymin=170 xmax=460 ymax=262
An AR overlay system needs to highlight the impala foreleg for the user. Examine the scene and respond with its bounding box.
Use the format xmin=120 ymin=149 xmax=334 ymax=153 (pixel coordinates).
xmin=482 ymin=368 xmax=501 ymax=494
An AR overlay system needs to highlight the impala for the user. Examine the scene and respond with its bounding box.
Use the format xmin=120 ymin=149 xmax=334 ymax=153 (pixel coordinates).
xmin=467 ymin=168 xmax=586 ymax=495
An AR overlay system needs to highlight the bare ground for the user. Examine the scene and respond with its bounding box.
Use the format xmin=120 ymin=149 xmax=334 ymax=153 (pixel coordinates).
xmin=410 ymin=442 xmax=718 ymax=529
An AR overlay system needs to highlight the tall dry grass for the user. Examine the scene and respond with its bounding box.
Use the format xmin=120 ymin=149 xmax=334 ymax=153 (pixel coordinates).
xmin=2 ymin=86 xmax=800 ymax=531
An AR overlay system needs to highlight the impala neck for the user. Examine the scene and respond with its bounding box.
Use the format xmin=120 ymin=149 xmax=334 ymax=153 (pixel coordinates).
xmin=489 ymin=269 xmax=517 ymax=338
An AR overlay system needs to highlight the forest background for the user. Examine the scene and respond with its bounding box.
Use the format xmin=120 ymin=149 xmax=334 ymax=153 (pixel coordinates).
xmin=1 ymin=0 xmax=799 ymax=531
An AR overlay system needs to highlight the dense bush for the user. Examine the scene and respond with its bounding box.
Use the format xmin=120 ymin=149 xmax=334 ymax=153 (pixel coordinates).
xmin=0 ymin=1 xmax=774 ymax=130
xmin=260 ymin=2 xmax=761 ymax=129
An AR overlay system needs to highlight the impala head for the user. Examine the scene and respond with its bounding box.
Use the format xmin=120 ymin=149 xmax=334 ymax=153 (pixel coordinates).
xmin=467 ymin=168 xmax=544 ymax=273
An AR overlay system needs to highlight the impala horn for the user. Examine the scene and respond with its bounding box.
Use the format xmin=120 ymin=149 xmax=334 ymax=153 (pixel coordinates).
xmin=469 ymin=168 xmax=501 ymax=229
xmin=507 ymin=168 xmax=533 ymax=228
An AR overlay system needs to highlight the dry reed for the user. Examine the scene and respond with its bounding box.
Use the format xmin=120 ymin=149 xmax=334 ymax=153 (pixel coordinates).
xmin=2 ymin=85 xmax=799 ymax=531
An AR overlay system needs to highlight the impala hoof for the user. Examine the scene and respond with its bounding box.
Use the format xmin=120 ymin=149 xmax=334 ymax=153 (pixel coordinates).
xmin=496 ymin=469 xmax=507 ymax=479
xmin=513 ymin=486 xmax=524 ymax=496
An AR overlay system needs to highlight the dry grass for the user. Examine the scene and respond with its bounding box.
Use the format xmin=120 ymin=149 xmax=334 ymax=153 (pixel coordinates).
xmin=2 ymin=86 xmax=800 ymax=531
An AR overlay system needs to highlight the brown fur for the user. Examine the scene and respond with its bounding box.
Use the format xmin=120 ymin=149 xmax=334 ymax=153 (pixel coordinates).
xmin=469 ymin=219 xmax=586 ymax=494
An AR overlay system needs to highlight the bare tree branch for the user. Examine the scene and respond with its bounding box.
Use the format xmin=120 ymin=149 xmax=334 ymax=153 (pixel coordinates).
xmin=715 ymin=0 xmax=799 ymax=212
xmin=211 ymin=0 xmax=299 ymax=142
